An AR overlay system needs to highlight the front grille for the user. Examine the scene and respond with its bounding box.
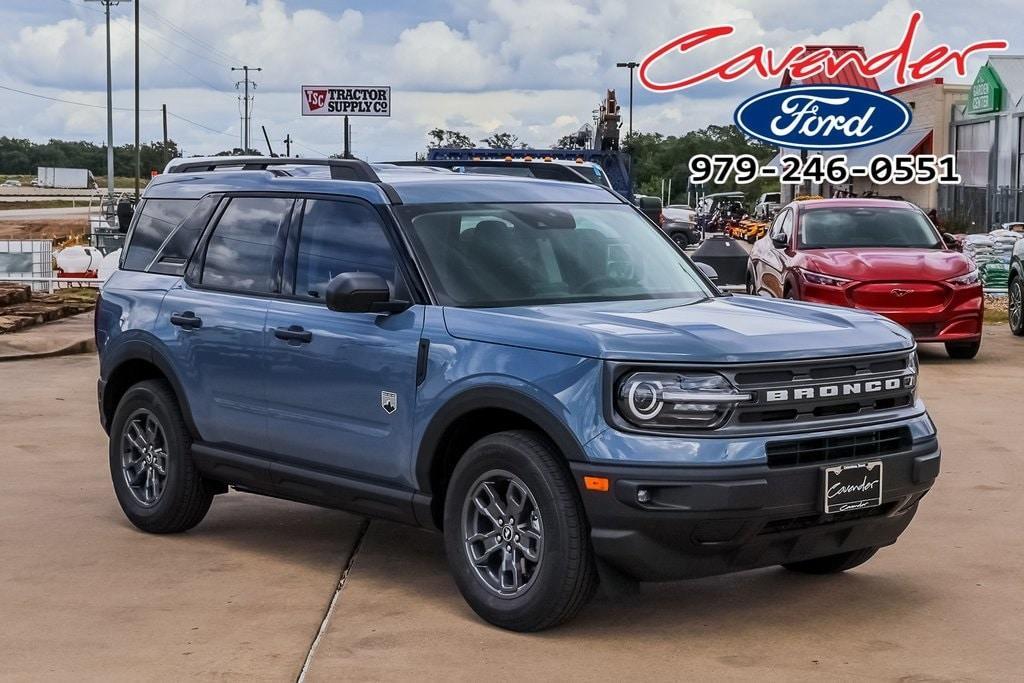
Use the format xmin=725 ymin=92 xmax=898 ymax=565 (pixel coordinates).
xmin=725 ymin=351 xmax=916 ymax=428
xmin=765 ymin=426 xmax=912 ymax=468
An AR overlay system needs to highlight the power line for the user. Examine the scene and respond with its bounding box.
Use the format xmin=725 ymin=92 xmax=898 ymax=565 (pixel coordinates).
xmin=138 ymin=3 xmax=243 ymax=66
xmin=0 ymin=83 xmax=159 ymax=111
xmin=292 ymin=139 xmax=329 ymax=158
xmin=166 ymin=111 xmax=236 ymax=138
xmin=139 ymin=36 xmax=231 ymax=92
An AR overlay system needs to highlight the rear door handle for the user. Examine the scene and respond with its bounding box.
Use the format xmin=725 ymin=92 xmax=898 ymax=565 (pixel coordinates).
xmin=274 ymin=325 xmax=313 ymax=344
xmin=169 ymin=312 xmax=202 ymax=329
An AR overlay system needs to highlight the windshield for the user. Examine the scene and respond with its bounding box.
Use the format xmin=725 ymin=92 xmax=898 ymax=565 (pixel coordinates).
xmin=396 ymin=202 xmax=714 ymax=307
xmin=800 ymin=207 xmax=943 ymax=249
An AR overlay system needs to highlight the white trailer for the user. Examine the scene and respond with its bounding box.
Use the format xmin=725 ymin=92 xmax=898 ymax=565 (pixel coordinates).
xmin=36 ymin=167 xmax=96 ymax=189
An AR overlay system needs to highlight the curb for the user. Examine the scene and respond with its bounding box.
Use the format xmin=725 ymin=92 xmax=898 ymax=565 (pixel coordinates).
xmin=0 ymin=337 xmax=96 ymax=363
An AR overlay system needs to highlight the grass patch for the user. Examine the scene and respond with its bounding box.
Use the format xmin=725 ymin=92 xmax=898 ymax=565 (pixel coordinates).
xmin=984 ymin=308 xmax=1008 ymax=324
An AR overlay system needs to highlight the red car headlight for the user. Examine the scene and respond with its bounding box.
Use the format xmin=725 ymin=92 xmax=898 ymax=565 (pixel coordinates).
xmin=946 ymin=269 xmax=980 ymax=287
xmin=796 ymin=268 xmax=851 ymax=287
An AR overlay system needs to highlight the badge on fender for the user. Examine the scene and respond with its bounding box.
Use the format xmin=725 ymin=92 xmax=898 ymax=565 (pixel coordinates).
xmin=381 ymin=391 xmax=397 ymax=415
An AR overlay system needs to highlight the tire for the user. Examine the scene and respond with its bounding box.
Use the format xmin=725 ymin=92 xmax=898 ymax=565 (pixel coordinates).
xmin=669 ymin=230 xmax=689 ymax=249
xmin=109 ymin=379 xmax=213 ymax=534
xmin=443 ymin=430 xmax=597 ymax=632
xmin=945 ymin=340 xmax=981 ymax=359
xmin=1009 ymin=277 xmax=1024 ymax=336
xmin=782 ymin=547 xmax=879 ymax=574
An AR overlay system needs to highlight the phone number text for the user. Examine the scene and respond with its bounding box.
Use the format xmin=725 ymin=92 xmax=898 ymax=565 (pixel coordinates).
xmin=688 ymin=153 xmax=961 ymax=186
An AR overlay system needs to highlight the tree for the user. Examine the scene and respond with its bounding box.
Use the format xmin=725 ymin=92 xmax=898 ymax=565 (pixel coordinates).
xmin=480 ymin=131 xmax=527 ymax=149
xmin=552 ymin=133 xmax=585 ymax=150
xmin=623 ymin=125 xmax=778 ymax=204
xmin=427 ymin=128 xmax=474 ymax=149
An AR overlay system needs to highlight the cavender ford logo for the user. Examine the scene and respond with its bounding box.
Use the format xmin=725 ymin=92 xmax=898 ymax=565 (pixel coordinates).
xmin=891 ymin=288 xmax=912 ymax=297
xmin=766 ymin=377 xmax=913 ymax=402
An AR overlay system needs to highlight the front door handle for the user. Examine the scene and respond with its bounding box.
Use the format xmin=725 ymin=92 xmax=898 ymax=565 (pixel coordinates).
xmin=169 ymin=312 xmax=202 ymax=329
xmin=274 ymin=325 xmax=313 ymax=344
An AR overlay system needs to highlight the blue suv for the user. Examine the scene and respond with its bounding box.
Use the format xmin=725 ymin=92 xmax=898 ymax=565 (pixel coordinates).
xmin=97 ymin=158 xmax=940 ymax=631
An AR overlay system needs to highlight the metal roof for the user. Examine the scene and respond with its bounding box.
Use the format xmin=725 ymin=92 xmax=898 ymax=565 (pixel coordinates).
xmin=987 ymin=56 xmax=1024 ymax=109
xmin=780 ymin=46 xmax=880 ymax=90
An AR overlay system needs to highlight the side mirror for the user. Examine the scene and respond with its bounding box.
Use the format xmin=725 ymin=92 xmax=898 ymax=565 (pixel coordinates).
xmin=325 ymin=272 xmax=410 ymax=314
xmin=695 ymin=261 xmax=719 ymax=282
xmin=772 ymin=233 xmax=789 ymax=249
xmin=942 ymin=232 xmax=959 ymax=249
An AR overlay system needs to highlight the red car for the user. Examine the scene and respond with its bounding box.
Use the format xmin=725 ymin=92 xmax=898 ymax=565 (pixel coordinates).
xmin=749 ymin=199 xmax=984 ymax=359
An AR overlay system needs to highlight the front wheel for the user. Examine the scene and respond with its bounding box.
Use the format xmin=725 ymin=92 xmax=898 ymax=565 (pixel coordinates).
xmin=443 ymin=430 xmax=597 ymax=632
xmin=669 ymin=231 xmax=690 ymax=249
xmin=1009 ymin=277 xmax=1024 ymax=336
xmin=945 ymin=340 xmax=981 ymax=359
xmin=782 ymin=547 xmax=879 ymax=574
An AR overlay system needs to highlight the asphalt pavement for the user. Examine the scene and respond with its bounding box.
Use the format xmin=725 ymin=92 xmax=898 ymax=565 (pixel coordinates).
xmin=1 ymin=327 xmax=1021 ymax=680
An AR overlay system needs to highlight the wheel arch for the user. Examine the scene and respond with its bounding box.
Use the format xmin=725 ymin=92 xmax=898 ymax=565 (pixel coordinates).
xmin=101 ymin=339 xmax=199 ymax=438
xmin=415 ymin=387 xmax=588 ymax=529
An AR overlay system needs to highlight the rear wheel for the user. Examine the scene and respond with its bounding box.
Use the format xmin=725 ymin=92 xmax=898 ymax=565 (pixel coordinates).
xmin=443 ymin=430 xmax=597 ymax=632
xmin=783 ymin=547 xmax=879 ymax=574
xmin=1009 ymin=277 xmax=1024 ymax=336
xmin=945 ymin=340 xmax=981 ymax=359
xmin=109 ymin=380 xmax=213 ymax=533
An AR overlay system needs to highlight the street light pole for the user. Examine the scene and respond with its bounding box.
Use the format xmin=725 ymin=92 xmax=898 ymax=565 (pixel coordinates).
xmin=85 ymin=0 xmax=130 ymax=202
xmin=616 ymin=61 xmax=639 ymax=140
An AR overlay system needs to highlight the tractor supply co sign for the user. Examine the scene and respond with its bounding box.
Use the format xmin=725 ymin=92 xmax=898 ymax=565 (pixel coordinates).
xmin=301 ymin=85 xmax=390 ymax=116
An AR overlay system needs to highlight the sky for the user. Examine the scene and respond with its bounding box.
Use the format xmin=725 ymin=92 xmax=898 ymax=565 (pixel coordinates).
xmin=0 ymin=0 xmax=1019 ymax=161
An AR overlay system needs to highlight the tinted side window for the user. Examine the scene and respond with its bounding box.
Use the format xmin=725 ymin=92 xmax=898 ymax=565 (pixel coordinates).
xmin=295 ymin=200 xmax=396 ymax=300
xmin=201 ymin=197 xmax=292 ymax=293
xmin=122 ymin=199 xmax=198 ymax=271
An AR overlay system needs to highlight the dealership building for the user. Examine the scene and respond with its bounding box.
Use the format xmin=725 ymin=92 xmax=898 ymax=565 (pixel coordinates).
xmin=944 ymin=55 xmax=1024 ymax=230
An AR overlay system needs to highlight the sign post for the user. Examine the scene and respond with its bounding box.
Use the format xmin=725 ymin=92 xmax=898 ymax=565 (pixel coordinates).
xmin=301 ymin=85 xmax=391 ymax=157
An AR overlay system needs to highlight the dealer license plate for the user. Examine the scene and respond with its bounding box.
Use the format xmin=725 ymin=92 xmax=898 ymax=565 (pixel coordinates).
xmin=823 ymin=461 xmax=883 ymax=514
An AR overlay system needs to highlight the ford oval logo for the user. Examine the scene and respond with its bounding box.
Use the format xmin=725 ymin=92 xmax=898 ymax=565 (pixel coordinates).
xmin=734 ymin=86 xmax=912 ymax=150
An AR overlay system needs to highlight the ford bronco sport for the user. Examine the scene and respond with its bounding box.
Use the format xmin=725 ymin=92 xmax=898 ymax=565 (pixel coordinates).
xmin=97 ymin=157 xmax=940 ymax=631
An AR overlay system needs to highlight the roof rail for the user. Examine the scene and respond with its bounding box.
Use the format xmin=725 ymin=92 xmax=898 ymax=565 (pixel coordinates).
xmin=166 ymin=157 xmax=380 ymax=182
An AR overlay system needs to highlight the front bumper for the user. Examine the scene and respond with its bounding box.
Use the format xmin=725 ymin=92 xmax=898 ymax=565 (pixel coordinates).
xmin=571 ymin=436 xmax=939 ymax=581
xmin=799 ymin=282 xmax=983 ymax=343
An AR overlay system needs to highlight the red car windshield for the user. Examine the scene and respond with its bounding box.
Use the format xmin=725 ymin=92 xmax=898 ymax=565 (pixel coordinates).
xmin=800 ymin=207 xmax=942 ymax=249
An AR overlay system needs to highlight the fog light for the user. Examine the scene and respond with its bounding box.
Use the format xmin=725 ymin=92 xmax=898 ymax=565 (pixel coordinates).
xmin=637 ymin=488 xmax=651 ymax=504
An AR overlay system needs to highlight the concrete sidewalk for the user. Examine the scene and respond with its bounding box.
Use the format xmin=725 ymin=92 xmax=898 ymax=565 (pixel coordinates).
xmin=0 ymin=312 xmax=95 ymax=361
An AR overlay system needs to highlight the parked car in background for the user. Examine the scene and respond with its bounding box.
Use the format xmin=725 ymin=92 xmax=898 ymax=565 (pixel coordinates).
xmin=666 ymin=203 xmax=696 ymax=222
xmin=749 ymin=198 xmax=984 ymax=358
xmin=662 ymin=206 xmax=701 ymax=248
xmin=754 ymin=191 xmax=781 ymax=219
xmin=2 ymin=179 xmax=22 ymax=187
xmin=1010 ymin=239 xmax=1024 ymax=336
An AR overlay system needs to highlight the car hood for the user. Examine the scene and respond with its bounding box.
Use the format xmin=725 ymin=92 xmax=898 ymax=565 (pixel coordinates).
xmin=442 ymin=295 xmax=913 ymax=363
xmin=800 ymin=248 xmax=972 ymax=281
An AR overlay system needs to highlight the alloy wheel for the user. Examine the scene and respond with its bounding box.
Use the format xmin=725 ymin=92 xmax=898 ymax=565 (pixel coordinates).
xmin=120 ymin=408 xmax=169 ymax=507
xmin=462 ymin=470 xmax=543 ymax=597
xmin=1011 ymin=279 xmax=1024 ymax=333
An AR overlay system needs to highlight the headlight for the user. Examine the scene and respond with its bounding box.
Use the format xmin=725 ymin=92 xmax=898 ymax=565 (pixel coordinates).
xmin=797 ymin=268 xmax=851 ymax=287
xmin=946 ymin=269 xmax=980 ymax=286
xmin=615 ymin=372 xmax=752 ymax=430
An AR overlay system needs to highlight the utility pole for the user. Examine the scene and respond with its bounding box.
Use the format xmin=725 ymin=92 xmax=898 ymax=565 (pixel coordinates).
xmin=616 ymin=61 xmax=639 ymax=141
xmin=231 ymin=65 xmax=261 ymax=152
xmin=283 ymin=134 xmax=293 ymax=157
xmin=343 ymin=116 xmax=351 ymax=158
xmin=86 ymin=0 xmax=131 ymax=202
xmin=133 ymin=0 xmax=139 ymax=199
xmin=161 ymin=104 xmax=168 ymax=167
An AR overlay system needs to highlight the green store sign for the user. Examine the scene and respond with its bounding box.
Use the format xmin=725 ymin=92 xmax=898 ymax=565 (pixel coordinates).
xmin=968 ymin=64 xmax=1003 ymax=114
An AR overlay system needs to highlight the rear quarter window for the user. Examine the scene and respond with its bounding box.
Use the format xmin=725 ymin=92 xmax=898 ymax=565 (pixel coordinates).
xmin=122 ymin=199 xmax=199 ymax=271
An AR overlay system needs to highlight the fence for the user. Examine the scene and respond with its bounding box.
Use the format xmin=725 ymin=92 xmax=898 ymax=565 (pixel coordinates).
xmin=941 ymin=185 xmax=1024 ymax=233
